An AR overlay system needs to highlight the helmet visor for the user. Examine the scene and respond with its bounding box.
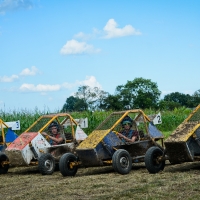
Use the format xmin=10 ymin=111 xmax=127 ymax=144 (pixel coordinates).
xmin=122 ymin=120 xmax=131 ymax=125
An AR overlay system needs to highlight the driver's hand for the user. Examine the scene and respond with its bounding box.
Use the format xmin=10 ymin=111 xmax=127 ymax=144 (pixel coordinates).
xmin=41 ymin=132 xmax=47 ymax=136
xmin=118 ymin=133 xmax=123 ymax=138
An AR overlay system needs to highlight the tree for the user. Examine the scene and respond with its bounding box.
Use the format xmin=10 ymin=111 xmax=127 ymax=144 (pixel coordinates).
xmin=99 ymin=94 xmax=124 ymax=111
xmin=158 ymin=100 xmax=181 ymax=110
xmin=192 ymin=89 xmax=200 ymax=107
xmin=75 ymin=85 xmax=108 ymax=111
xmin=61 ymin=96 xmax=87 ymax=112
xmin=92 ymin=87 xmax=109 ymax=110
xmin=164 ymin=92 xmax=194 ymax=107
xmin=115 ymin=77 xmax=161 ymax=109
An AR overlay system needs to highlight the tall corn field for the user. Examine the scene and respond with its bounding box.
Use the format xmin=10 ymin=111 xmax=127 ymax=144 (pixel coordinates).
xmin=0 ymin=107 xmax=193 ymax=138
xmin=156 ymin=107 xmax=192 ymax=131
xmin=69 ymin=110 xmax=113 ymax=134
xmin=0 ymin=108 xmax=49 ymax=135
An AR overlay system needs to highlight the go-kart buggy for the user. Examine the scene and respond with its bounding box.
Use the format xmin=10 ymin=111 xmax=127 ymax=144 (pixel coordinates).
xmin=59 ymin=109 xmax=165 ymax=176
xmin=145 ymin=104 xmax=200 ymax=174
xmin=2 ymin=113 xmax=87 ymax=175
xmin=0 ymin=119 xmax=19 ymax=153
xmin=0 ymin=119 xmax=19 ymax=174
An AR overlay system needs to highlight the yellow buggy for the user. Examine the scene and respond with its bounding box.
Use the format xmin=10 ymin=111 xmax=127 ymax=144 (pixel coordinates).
xmin=59 ymin=109 xmax=165 ymax=176
xmin=2 ymin=113 xmax=87 ymax=175
xmin=0 ymin=119 xmax=19 ymax=174
xmin=145 ymin=104 xmax=200 ymax=174
xmin=0 ymin=119 xmax=19 ymax=153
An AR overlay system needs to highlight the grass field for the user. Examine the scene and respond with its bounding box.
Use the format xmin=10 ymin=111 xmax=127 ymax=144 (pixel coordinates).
xmin=1 ymin=161 xmax=200 ymax=200
xmin=1 ymin=107 xmax=198 ymax=199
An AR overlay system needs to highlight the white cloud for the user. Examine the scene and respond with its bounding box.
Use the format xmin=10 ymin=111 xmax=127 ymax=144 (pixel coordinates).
xmin=103 ymin=19 xmax=141 ymax=39
xmin=0 ymin=75 xmax=19 ymax=82
xmin=74 ymin=32 xmax=93 ymax=41
xmin=60 ymin=39 xmax=101 ymax=55
xmin=0 ymin=0 xmax=33 ymax=15
xmin=1 ymin=66 xmax=40 ymax=83
xmin=20 ymin=66 xmax=39 ymax=76
xmin=19 ymin=75 xmax=102 ymax=93
xmin=78 ymin=76 xmax=102 ymax=88
xmin=62 ymin=82 xmax=76 ymax=89
xmin=60 ymin=19 xmax=140 ymax=55
xmin=63 ymin=76 xmax=102 ymax=90
xmin=19 ymin=84 xmax=61 ymax=92
xmin=74 ymin=29 xmax=101 ymax=41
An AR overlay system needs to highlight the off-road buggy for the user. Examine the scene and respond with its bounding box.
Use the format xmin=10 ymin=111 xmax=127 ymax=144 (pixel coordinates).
xmin=145 ymin=104 xmax=200 ymax=174
xmin=0 ymin=119 xmax=19 ymax=153
xmin=59 ymin=109 xmax=164 ymax=176
xmin=1 ymin=113 xmax=87 ymax=175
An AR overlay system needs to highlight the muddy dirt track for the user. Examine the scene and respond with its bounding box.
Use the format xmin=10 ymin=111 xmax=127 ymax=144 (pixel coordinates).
xmin=1 ymin=162 xmax=200 ymax=200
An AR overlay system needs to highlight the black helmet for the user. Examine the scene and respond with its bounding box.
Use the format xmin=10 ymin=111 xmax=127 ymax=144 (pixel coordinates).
xmin=48 ymin=121 xmax=59 ymax=131
xmin=121 ymin=116 xmax=133 ymax=126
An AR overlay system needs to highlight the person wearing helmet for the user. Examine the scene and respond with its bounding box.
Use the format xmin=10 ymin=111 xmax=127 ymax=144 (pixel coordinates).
xmin=42 ymin=121 xmax=65 ymax=145
xmin=118 ymin=116 xmax=139 ymax=143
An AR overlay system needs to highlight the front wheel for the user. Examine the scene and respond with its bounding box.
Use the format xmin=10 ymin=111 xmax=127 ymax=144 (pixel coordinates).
xmin=0 ymin=153 xmax=9 ymax=174
xmin=145 ymin=146 xmax=165 ymax=174
xmin=59 ymin=153 xmax=78 ymax=176
xmin=38 ymin=153 xmax=55 ymax=175
xmin=112 ymin=149 xmax=132 ymax=175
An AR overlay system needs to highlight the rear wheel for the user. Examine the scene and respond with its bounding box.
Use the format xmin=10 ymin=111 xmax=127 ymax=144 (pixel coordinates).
xmin=0 ymin=153 xmax=9 ymax=174
xmin=112 ymin=149 xmax=132 ymax=175
xmin=38 ymin=153 xmax=55 ymax=175
xmin=59 ymin=153 xmax=78 ymax=176
xmin=145 ymin=146 xmax=165 ymax=174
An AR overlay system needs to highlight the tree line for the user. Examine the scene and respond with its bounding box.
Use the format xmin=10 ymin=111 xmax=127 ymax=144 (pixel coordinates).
xmin=61 ymin=77 xmax=200 ymax=112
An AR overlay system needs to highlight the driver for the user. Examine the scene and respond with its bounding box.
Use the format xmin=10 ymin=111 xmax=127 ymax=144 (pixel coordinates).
xmin=118 ymin=116 xmax=139 ymax=143
xmin=42 ymin=121 xmax=65 ymax=145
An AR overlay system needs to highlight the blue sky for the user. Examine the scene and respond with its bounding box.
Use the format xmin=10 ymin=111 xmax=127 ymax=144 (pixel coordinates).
xmin=0 ymin=0 xmax=200 ymax=112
